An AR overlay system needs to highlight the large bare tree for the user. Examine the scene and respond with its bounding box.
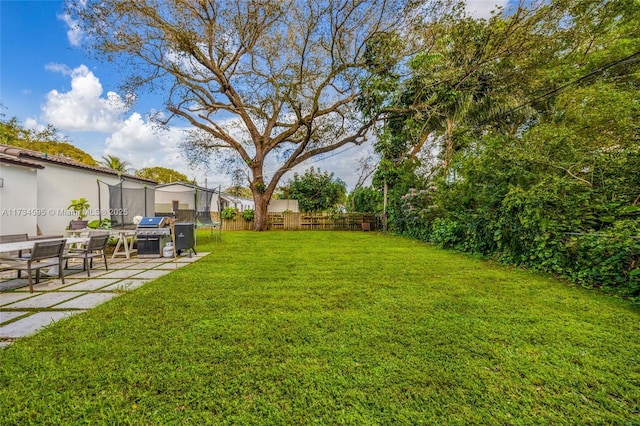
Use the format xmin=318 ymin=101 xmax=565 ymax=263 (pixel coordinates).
xmin=68 ymin=0 xmax=413 ymax=230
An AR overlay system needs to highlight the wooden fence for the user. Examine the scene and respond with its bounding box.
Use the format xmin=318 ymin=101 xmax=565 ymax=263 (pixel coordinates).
xmin=188 ymin=212 xmax=381 ymax=231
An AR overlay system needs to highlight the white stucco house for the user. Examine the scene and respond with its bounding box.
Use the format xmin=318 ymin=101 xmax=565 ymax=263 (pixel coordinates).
xmin=154 ymin=181 xmax=253 ymax=213
xmin=0 ymin=144 xmax=157 ymax=236
xmin=154 ymin=181 xmax=299 ymax=215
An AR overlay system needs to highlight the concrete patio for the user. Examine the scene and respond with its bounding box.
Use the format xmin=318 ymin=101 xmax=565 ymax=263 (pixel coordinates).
xmin=0 ymin=252 xmax=209 ymax=347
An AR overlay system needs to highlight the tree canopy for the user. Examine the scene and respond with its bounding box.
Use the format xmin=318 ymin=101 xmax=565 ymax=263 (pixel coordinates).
xmin=135 ymin=166 xmax=189 ymax=184
xmin=0 ymin=117 xmax=97 ymax=166
xmin=100 ymin=155 xmax=132 ymax=172
xmin=281 ymin=167 xmax=347 ymax=213
xmin=68 ymin=0 xmax=416 ymax=230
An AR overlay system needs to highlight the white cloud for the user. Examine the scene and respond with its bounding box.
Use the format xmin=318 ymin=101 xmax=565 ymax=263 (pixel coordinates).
xmin=104 ymin=113 xmax=206 ymax=181
xmin=44 ymin=62 xmax=72 ymax=76
xmin=105 ymin=113 xmax=162 ymax=153
xmin=464 ymin=0 xmax=510 ymax=19
xmin=23 ymin=118 xmax=46 ymax=133
xmin=42 ymin=65 xmax=128 ymax=132
xmin=57 ymin=12 xmax=83 ymax=47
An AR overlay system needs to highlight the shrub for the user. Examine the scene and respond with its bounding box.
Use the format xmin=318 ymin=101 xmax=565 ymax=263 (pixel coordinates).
xmin=87 ymin=218 xmax=112 ymax=229
xmin=565 ymin=221 xmax=640 ymax=298
xmin=221 ymin=207 xmax=238 ymax=220
xmin=242 ymin=209 xmax=255 ymax=222
xmin=430 ymin=218 xmax=463 ymax=249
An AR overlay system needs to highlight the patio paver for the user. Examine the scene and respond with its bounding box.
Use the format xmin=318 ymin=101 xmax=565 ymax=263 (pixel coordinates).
xmin=0 ymin=311 xmax=84 ymax=338
xmin=55 ymin=292 xmax=119 ymax=309
xmin=0 ymin=252 xmax=210 ymax=345
xmin=5 ymin=292 xmax=85 ymax=309
xmin=0 ymin=279 xmax=30 ymax=292
xmin=102 ymin=279 xmax=152 ymax=292
xmin=0 ymin=292 xmax=36 ymax=306
xmin=12 ymin=279 xmax=79 ymax=292
xmin=98 ymin=269 xmax=148 ymax=279
xmin=1 ymin=311 xmax=28 ymax=324
xmin=61 ymin=279 xmax=121 ymax=291
xmin=132 ymin=269 xmax=173 ymax=279
xmin=153 ymin=261 xmax=189 ymax=270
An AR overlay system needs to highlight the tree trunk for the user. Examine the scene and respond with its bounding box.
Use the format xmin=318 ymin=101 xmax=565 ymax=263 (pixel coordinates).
xmin=383 ymin=179 xmax=388 ymax=232
xmin=443 ymin=118 xmax=454 ymax=176
xmin=252 ymin=192 xmax=271 ymax=231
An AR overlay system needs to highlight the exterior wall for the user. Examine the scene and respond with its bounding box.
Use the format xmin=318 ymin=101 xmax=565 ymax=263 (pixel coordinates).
xmin=36 ymin=164 xmax=152 ymax=234
xmin=0 ymin=164 xmax=39 ymax=235
xmin=211 ymin=193 xmax=223 ymax=212
xmin=268 ymin=199 xmax=300 ymax=213
xmin=155 ymin=184 xmax=196 ymax=212
xmin=154 ymin=185 xmax=263 ymax=213
xmin=222 ymin=194 xmax=254 ymax=212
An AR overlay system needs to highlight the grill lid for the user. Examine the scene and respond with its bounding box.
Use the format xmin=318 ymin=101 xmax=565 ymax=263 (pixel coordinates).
xmin=137 ymin=216 xmax=169 ymax=228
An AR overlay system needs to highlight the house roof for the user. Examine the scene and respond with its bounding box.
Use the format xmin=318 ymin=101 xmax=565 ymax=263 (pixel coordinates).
xmin=155 ymin=181 xmax=200 ymax=190
xmin=221 ymin=192 xmax=254 ymax=204
xmin=0 ymin=152 xmax=45 ymax=169
xmin=156 ymin=181 xmax=229 ymax=194
xmin=0 ymin=144 xmax=157 ymax=185
xmin=155 ymin=182 xmax=253 ymax=203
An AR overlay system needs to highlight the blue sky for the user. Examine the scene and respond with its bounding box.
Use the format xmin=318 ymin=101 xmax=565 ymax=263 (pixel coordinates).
xmin=1 ymin=0 xmax=509 ymax=189
xmin=1 ymin=1 xmax=208 ymax=183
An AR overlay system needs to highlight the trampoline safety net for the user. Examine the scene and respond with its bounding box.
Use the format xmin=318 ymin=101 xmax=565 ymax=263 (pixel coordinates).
xmin=195 ymin=188 xmax=217 ymax=225
xmin=101 ymin=181 xmax=155 ymax=228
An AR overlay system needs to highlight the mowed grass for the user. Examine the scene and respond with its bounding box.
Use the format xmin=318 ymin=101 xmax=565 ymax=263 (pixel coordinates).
xmin=1 ymin=231 xmax=638 ymax=424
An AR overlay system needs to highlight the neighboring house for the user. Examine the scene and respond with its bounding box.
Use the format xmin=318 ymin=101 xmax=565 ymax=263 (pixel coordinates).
xmin=155 ymin=182 xmax=199 ymax=213
xmin=0 ymin=144 xmax=156 ymax=235
xmin=155 ymin=182 xmax=225 ymax=214
xmin=155 ymin=181 xmax=254 ymax=213
xmin=154 ymin=181 xmax=298 ymax=214
xmin=222 ymin=192 xmax=254 ymax=212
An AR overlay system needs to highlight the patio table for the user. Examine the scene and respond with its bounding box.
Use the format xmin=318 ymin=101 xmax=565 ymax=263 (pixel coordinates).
xmin=0 ymin=237 xmax=90 ymax=276
xmin=110 ymin=230 xmax=137 ymax=259
xmin=0 ymin=237 xmax=89 ymax=254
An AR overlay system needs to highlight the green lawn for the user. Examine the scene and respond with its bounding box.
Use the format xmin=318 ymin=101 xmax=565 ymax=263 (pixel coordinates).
xmin=1 ymin=231 xmax=638 ymax=424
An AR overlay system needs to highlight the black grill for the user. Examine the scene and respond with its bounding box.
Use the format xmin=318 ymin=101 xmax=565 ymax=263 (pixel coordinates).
xmin=136 ymin=217 xmax=171 ymax=258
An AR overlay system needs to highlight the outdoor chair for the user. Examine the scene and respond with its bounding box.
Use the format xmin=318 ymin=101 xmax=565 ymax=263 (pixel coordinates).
xmin=0 ymin=233 xmax=29 ymax=277
xmin=87 ymin=230 xmax=110 ymax=237
xmin=64 ymin=233 xmax=109 ymax=277
xmin=1 ymin=239 xmax=67 ymax=293
xmin=0 ymin=233 xmax=29 ymax=257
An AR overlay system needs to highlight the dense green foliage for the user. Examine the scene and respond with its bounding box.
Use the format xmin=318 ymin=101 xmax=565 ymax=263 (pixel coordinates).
xmin=1 ymin=232 xmax=638 ymax=423
xmin=135 ymin=166 xmax=189 ymax=183
xmin=346 ymin=186 xmax=383 ymax=213
xmin=220 ymin=207 xmax=238 ymax=220
xmin=241 ymin=209 xmax=255 ymax=222
xmin=363 ymin=0 xmax=640 ymax=301
xmin=224 ymin=185 xmax=253 ymax=200
xmin=282 ymin=167 xmax=347 ymax=212
xmin=0 ymin=116 xmax=98 ymax=166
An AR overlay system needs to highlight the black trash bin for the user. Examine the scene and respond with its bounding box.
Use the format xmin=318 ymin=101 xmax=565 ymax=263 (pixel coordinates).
xmin=174 ymin=222 xmax=196 ymax=257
